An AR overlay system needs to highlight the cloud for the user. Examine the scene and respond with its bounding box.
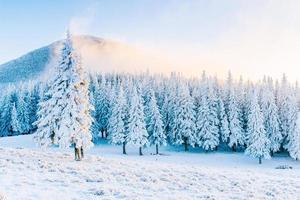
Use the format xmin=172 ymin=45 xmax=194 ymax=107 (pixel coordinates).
xmin=68 ymin=5 xmax=97 ymax=35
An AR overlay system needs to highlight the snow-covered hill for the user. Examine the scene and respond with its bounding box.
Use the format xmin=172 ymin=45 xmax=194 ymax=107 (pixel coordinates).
xmin=0 ymin=35 xmax=168 ymax=86
xmin=0 ymin=135 xmax=300 ymax=200
xmin=0 ymin=45 xmax=53 ymax=84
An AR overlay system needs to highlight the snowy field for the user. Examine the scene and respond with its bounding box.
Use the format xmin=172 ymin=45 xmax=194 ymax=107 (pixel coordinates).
xmin=1 ymin=135 xmax=300 ymax=200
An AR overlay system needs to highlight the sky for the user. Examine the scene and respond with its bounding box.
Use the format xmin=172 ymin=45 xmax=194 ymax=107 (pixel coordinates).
xmin=0 ymin=0 xmax=300 ymax=81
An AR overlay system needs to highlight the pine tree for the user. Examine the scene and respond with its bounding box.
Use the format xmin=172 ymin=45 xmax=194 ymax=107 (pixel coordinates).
xmin=146 ymin=89 xmax=166 ymax=154
xmin=107 ymin=85 xmax=128 ymax=154
xmin=0 ymin=89 xmax=14 ymax=137
xmin=287 ymin=113 xmax=300 ymax=160
xmin=284 ymin=91 xmax=298 ymax=153
xmin=91 ymin=75 xmax=111 ymax=140
xmin=237 ymin=76 xmax=248 ymax=140
xmin=173 ymin=83 xmax=196 ymax=151
xmin=260 ymin=80 xmax=281 ymax=155
xmin=11 ymin=102 xmax=21 ymax=135
xmin=226 ymin=84 xmax=244 ymax=151
xmin=217 ymin=93 xmax=230 ymax=144
xmin=210 ymin=76 xmax=230 ymax=145
xmin=245 ymin=90 xmax=270 ymax=164
xmin=277 ymin=74 xmax=297 ymax=148
xmin=161 ymin=94 xmax=170 ymax=138
xmin=126 ymin=86 xmax=148 ymax=155
xmin=90 ymin=76 xmax=100 ymax=141
xmin=243 ymin=81 xmax=253 ymax=146
xmin=163 ymin=77 xmax=178 ymax=143
xmin=28 ymin=83 xmax=41 ymax=132
xmin=14 ymin=88 xmax=31 ymax=134
xmin=34 ymin=32 xmax=93 ymax=161
xmin=196 ymin=79 xmax=219 ymax=151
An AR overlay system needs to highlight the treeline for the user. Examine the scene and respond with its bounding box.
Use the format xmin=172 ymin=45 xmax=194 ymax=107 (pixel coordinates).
xmin=0 ymin=83 xmax=40 ymax=137
xmin=0 ymin=72 xmax=300 ymax=163
xmin=89 ymin=72 xmax=300 ymax=163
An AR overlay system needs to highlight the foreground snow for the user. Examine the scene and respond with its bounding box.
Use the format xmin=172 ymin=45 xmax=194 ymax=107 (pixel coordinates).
xmin=1 ymin=135 xmax=300 ymax=200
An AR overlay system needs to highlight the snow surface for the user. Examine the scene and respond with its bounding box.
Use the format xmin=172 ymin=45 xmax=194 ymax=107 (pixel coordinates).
xmin=0 ymin=135 xmax=300 ymax=200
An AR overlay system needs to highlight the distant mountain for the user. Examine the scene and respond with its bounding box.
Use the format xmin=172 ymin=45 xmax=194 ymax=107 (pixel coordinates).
xmin=0 ymin=35 xmax=169 ymax=86
xmin=0 ymin=44 xmax=54 ymax=84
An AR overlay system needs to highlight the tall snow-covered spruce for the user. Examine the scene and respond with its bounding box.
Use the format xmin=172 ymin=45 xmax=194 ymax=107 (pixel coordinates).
xmin=287 ymin=113 xmax=300 ymax=160
xmin=196 ymin=79 xmax=220 ymax=151
xmin=90 ymin=75 xmax=111 ymax=140
xmin=126 ymin=86 xmax=149 ymax=155
xmin=145 ymin=89 xmax=166 ymax=154
xmin=260 ymin=79 xmax=281 ymax=155
xmin=225 ymin=72 xmax=244 ymax=151
xmin=245 ymin=90 xmax=270 ymax=164
xmin=107 ymin=85 xmax=128 ymax=154
xmin=34 ymin=32 xmax=93 ymax=161
xmin=173 ymin=82 xmax=196 ymax=151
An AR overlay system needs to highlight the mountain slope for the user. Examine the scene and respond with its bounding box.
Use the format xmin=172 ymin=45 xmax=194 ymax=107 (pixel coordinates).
xmin=0 ymin=45 xmax=53 ymax=84
xmin=0 ymin=35 xmax=170 ymax=85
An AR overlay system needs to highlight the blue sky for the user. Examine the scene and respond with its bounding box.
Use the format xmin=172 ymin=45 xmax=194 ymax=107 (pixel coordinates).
xmin=0 ymin=0 xmax=239 ymax=57
xmin=1 ymin=0 xmax=300 ymax=81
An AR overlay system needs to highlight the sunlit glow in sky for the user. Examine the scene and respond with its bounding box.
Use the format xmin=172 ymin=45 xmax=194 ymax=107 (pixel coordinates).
xmin=0 ymin=0 xmax=300 ymax=81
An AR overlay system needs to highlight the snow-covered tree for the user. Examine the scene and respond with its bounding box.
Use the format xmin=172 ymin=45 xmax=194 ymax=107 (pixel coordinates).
xmin=90 ymin=75 xmax=111 ymax=140
xmin=236 ymin=76 xmax=248 ymax=139
xmin=277 ymin=74 xmax=297 ymax=147
xmin=34 ymin=32 xmax=93 ymax=161
xmin=287 ymin=112 xmax=300 ymax=160
xmin=0 ymin=90 xmax=14 ymax=137
xmin=162 ymin=77 xmax=178 ymax=142
xmin=13 ymin=88 xmax=31 ymax=134
xmin=126 ymin=86 xmax=148 ymax=155
xmin=173 ymin=82 xmax=196 ymax=151
xmin=146 ymin=89 xmax=166 ymax=154
xmin=11 ymin=102 xmax=20 ymax=134
xmin=107 ymin=85 xmax=128 ymax=154
xmin=28 ymin=83 xmax=41 ymax=131
xmin=260 ymin=80 xmax=281 ymax=155
xmin=217 ymin=93 xmax=230 ymax=144
xmin=283 ymin=91 xmax=298 ymax=152
xmin=196 ymin=79 xmax=219 ymax=151
xmin=245 ymin=90 xmax=270 ymax=164
xmin=225 ymin=72 xmax=245 ymax=151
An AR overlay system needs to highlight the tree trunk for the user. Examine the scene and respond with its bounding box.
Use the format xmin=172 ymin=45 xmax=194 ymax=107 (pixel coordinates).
xmin=270 ymin=151 xmax=274 ymax=157
xmin=74 ymin=146 xmax=77 ymax=160
xmin=279 ymin=144 xmax=284 ymax=152
xmin=232 ymin=145 xmax=236 ymax=152
xmin=259 ymin=157 xmax=262 ymax=164
xmin=104 ymin=129 xmax=108 ymax=138
xmin=101 ymin=129 xmax=104 ymax=138
xmin=81 ymin=147 xmax=84 ymax=159
xmin=184 ymin=138 xmax=188 ymax=151
xmin=122 ymin=142 xmax=127 ymax=155
xmin=78 ymin=148 xmax=82 ymax=161
xmin=74 ymin=146 xmax=82 ymax=161
xmin=139 ymin=147 xmax=143 ymax=156
xmin=156 ymin=144 xmax=159 ymax=155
